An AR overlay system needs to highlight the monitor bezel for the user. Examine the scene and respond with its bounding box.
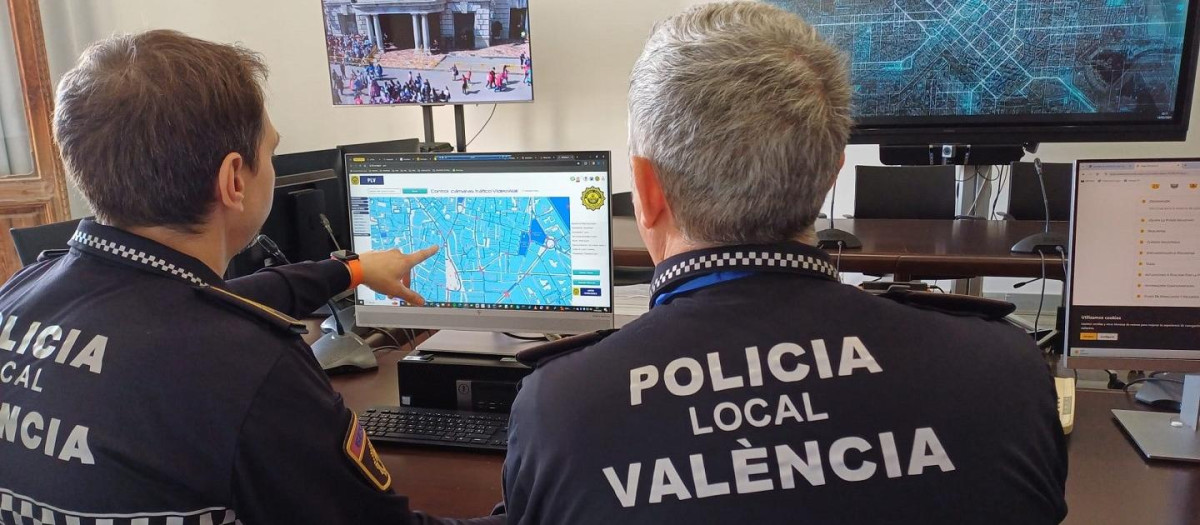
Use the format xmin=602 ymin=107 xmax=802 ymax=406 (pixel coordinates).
xmin=847 ymin=1 xmax=1200 ymax=145
xmin=345 ymin=151 xmax=616 ymax=334
xmin=1065 ymin=157 xmax=1200 ymax=372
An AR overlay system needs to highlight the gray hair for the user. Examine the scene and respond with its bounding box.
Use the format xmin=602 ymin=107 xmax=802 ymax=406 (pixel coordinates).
xmin=628 ymin=1 xmax=852 ymax=244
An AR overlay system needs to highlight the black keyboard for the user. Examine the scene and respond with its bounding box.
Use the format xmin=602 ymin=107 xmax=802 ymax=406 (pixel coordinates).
xmin=360 ymin=406 xmax=509 ymax=451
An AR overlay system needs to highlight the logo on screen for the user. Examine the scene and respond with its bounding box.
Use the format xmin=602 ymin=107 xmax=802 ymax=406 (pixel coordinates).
xmin=582 ymin=187 xmax=605 ymax=211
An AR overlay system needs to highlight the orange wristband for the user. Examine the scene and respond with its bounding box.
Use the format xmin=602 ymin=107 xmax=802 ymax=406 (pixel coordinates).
xmin=344 ymin=258 xmax=364 ymax=289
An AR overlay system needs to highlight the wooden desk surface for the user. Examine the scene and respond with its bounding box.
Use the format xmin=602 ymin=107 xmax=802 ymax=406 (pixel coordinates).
xmin=612 ymin=217 xmax=1068 ymax=280
xmin=326 ymin=338 xmax=1200 ymax=522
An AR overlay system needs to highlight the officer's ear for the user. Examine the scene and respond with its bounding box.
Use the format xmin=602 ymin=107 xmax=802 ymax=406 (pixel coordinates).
xmin=631 ymin=155 xmax=667 ymax=230
xmin=215 ymin=151 xmax=247 ymax=212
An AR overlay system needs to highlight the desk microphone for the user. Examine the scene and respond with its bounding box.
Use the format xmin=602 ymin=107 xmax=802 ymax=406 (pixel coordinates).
xmin=1012 ymin=277 xmax=1042 ymax=289
xmin=1034 ymin=158 xmax=1053 ymax=236
xmin=1011 ymin=156 xmax=1069 ymax=254
xmin=254 ymin=234 xmax=347 ymax=337
xmin=318 ymin=213 xmax=342 ymax=252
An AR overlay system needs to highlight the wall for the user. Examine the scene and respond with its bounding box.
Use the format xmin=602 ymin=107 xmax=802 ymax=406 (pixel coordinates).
xmin=40 ymin=0 xmax=694 ymax=218
xmin=38 ymin=0 xmax=1200 ymax=296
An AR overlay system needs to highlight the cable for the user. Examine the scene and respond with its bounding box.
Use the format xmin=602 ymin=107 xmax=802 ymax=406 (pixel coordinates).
xmin=465 ymin=104 xmax=498 ymax=148
xmin=834 ymin=243 xmax=844 ymax=280
xmin=369 ymin=327 xmax=404 ymax=348
xmin=256 ymin=234 xmax=347 ymax=336
xmin=1123 ymin=376 xmax=1186 ymax=393
xmin=956 ymin=165 xmax=980 ymax=184
xmin=319 ymin=213 xmax=343 ymax=251
xmin=966 ymin=166 xmax=990 ymax=217
xmin=990 ymin=165 xmax=1009 ymax=220
xmin=1033 ymin=250 xmax=1047 ymax=349
xmin=1056 ymin=245 xmax=1068 ymax=280
xmin=828 ymin=178 xmax=839 ymax=230
xmin=503 ymin=332 xmax=550 ymax=342
xmin=372 ymin=345 xmax=402 ymax=355
xmin=1105 ymin=370 xmax=1126 ymax=390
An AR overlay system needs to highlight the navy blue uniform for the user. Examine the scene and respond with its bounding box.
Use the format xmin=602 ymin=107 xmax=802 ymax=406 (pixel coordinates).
xmin=0 ymin=220 xmax=501 ymax=524
xmin=504 ymin=242 xmax=1067 ymax=524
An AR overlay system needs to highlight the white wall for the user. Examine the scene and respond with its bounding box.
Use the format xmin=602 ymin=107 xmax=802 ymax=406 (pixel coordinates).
xmin=40 ymin=0 xmax=698 ymax=218
xmin=40 ymin=0 xmax=1200 ymax=296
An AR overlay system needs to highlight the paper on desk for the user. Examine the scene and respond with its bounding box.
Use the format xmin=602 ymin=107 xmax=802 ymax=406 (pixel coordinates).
xmin=614 ymin=284 xmax=651 ymax=328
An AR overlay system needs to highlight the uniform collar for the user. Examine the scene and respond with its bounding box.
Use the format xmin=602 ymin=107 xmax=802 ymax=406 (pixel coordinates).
xmin=68 ymin=219 xmax=225 ymax=287
xmin=649 ymin=241 xmax=838 ymax=302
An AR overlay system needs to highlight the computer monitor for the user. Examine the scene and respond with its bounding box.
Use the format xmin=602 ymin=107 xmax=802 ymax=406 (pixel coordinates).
xmin=321 ymin=1 xmax=534 ymax=106
xmin=273 ymin=148 xmax=341 ymax=176
xmin=768 ymin=1 xmax=1200 ymax=144
xmin=339 ymin=138 xmax=421 ymax=157
xmin=853 ymin=166 xmax=957 ymax=219
xmin=1008 ymin=162 xmax=1073 ymax=222
xmin=346 ymin=152 xmax=614 ymax=338
xmin=1066 ymin=158 xmax=1200 ymax=461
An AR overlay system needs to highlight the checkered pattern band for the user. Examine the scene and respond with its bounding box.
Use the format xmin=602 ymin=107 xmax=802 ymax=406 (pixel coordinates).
xmin=649 ymin=248 xmax=838 ymax=296
xmin=0 ymin=490 xmax=240 ymax=525
xmin=70 ymin=231 xmax=207 ymax=286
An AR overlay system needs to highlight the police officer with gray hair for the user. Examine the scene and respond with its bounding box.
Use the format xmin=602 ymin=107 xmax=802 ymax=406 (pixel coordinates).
xmin=502 ymin=3 xmax=1067 ymax=523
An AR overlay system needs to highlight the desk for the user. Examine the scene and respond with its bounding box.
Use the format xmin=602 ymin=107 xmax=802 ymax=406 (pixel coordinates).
xmin=612 ymin=217 xmax=1068 ymax=281
xmin=330 ymin=347 xmax=504 ymax=518
xmin=327 ymin=343 xmax=1200 ymax=522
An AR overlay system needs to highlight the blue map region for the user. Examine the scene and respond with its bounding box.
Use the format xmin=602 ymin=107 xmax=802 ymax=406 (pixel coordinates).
xmin=767 ymin=0 xmax=1190 ymax=118
xmin=368 ymin=196 xmax=573 ymax=306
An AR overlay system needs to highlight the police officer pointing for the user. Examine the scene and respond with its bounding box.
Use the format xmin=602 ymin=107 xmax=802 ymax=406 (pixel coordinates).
xmin=502 ymin=3 xmax=1067 ymax=524
xmin=0 ymin=31 xmax=501 ymax=524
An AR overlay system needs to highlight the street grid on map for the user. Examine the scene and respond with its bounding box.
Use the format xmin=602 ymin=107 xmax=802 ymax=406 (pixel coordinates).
xmin=768 ymin=0 xmax=1189 ymax=118
xmin=368 ymin=196 xmax=573 ymax=306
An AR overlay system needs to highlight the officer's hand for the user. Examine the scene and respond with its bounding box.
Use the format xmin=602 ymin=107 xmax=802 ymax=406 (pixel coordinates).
xmin=357 ymin=246 xmax=440 ymax=306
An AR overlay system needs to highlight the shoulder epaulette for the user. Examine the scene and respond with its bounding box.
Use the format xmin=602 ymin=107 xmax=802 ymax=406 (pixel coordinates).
xmin=36 ymin=249 xmax=69 ymax=263
xmin=195 ymin=285 xmax=308 ymax=336
xmin=872 ymin=287 xmax=1016 ymax=321
xmin=516 ymin=329 xmax=618 ymax=368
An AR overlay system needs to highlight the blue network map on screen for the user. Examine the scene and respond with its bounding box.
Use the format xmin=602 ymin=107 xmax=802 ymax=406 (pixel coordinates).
xmin=369 ymin=196 xmax=573 ymax=306
xmin=767 ymin=0 xmax=1191 ymax=119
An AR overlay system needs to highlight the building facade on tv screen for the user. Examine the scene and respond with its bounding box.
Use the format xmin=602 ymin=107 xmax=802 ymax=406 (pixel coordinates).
xmin=767 ymin=0 xmax=1193 ymax=125
xmin=322 ymin=0 xmax=533 ymax=105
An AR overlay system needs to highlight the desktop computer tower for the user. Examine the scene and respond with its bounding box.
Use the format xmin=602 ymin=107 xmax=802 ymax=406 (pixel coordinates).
xmin=396 ymin=350 xmax=533 ymax=413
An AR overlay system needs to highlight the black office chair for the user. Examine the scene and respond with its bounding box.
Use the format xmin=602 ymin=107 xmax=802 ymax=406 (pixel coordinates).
xmin=609 ymin=192 xmax=653 ymax=286
xmin=853 ymin=166 xmax=957 ymax=220
xmin=612 ymin=192 xmax=635 ymax=218
xmin=1005 ymin=162 xmax=1072 ymax=222
xmin=10 ymin=218 xmax=85 ymax=267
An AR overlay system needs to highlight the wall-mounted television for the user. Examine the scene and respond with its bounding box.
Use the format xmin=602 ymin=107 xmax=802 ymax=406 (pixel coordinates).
xmin=321 ymin=0 xmax=533 ymax=106
xmin=768 ymin=0 xmax=1200 ymax=144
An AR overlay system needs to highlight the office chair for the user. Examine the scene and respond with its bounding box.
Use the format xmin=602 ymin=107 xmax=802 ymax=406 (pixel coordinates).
xmin=609 ymin=192 xmax=653 ymax=286
xmin=1005 ymin=162 xmax=1072 ymax=222
xmin=10 ymin=218 xmax=85 ymax=267
xmin=612 ymin=192 xmax=635 ymax=218
xmin=853 ymin=166 xmax=957 ymax=220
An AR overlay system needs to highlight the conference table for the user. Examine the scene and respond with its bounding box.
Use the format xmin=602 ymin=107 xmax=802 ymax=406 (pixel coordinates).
xmin=327 ymin=341 xmax=1200 ymax=524
xmin=611 ymin=217 xmax=1070 ymax=281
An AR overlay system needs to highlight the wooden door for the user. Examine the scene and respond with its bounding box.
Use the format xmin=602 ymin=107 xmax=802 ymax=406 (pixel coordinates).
xmin=0 ymin=0 xmax=70 ymax=279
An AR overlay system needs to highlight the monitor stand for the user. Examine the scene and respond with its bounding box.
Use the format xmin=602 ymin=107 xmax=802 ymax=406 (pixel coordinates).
xmin=416 ymin=330 xmax=545 ymax=357
xmin=1113 ymin=373 xmax=1200 ymax=463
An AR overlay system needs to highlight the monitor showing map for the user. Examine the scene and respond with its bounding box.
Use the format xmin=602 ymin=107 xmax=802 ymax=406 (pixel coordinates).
xmin=346 ymin=152 xmax=614 ymax=334
xmin=765 ymin=0 xmax=1200 ymax=144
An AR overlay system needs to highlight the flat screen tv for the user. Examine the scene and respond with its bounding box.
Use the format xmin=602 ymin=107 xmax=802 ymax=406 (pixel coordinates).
xmin=321 ymin=0 xmax=534 ymax=106
xmin=767 ymin=0 xmax=1200 ymax=144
